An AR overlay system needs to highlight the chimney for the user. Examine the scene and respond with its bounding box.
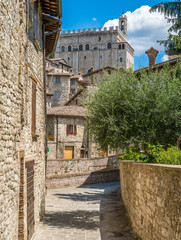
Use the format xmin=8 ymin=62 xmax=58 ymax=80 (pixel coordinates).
xmin=145 ymin=47 xmax=159 ymax=67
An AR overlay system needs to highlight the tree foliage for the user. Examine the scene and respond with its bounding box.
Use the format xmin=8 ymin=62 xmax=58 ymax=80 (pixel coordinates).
xmin=84 ymin=64 xmax=181 ymax=151
xmin=150 ymin=0 xmax=181 ymax=54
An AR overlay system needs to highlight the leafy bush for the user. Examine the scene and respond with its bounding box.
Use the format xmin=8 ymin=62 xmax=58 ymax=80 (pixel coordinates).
xmin=159 ymin=146 xmax=181 ymax=165
xmin=120 ymin=145 xmax=181 ymax=165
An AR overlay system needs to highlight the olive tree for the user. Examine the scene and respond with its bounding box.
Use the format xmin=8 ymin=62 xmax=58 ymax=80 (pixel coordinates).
xmin=84 ymin=64 xmax=181 ymax=151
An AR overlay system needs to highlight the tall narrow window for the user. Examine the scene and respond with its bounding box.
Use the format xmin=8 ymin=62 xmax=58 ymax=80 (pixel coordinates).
xmin=119 ymin=44 xmax=122 ymax=49
xmin=61 ymin=46 xmax=65 ymax=52
xmin=79 ymin=45 xmax=83 ymax=51
xmin=122 ymin=44 xmax=125 ymax=49
xmin=71 ymin=79 xmax=76 ymax=85
xmin=120 ymin=57 xmax=123 ymax=62
xmin=107 ymin=43 xmax=111 ymax=49
xmin=55 ymin=77 xmax=60 ymax=84
xmin=55 ymin=91 xmax=60 ymax=101
xmin=32 ymin=79 xmax=36 ymax=136
xmin=85 ymin=44 xmax=89 ymax=50
xmin=99 ymin=37 xmax=101 ymax=41
xmin=68 ymin=45 xmax=71 ymax=52
xmin=34 ymin=1 xmax=38 ymax=40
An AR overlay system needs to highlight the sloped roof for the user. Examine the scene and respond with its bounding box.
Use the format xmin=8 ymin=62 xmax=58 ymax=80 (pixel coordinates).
xmin=47 ymin=105 xmax=87 ymax=117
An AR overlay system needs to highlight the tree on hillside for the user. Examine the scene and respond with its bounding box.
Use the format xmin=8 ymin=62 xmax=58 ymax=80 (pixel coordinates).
xmin=84 ymin=65 xmax=181 ymax=151
xmin=150 ymin=0 xmax=181 ymax=54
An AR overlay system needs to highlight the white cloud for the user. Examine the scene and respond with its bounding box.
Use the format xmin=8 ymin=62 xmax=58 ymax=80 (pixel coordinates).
xmin=161 ymin=54 xmax=169 ymax=62
xmin=103 ymin=5 xmax=172 ymax=56
xmin=92 ymin=18 xmax=97 ymax=21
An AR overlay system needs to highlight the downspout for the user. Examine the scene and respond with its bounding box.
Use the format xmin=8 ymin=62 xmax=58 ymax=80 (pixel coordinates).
xmin=42 ymin=24 xmax=47 ymax=192
xmin=56 ymin=116 xmax=58 ymax=159
xmin=43 ymin=17 xmax=62 ymax=187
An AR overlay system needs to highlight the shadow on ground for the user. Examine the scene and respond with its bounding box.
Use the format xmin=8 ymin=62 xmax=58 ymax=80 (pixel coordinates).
xmin=41 ymin=210 xmax=100 ymax=230
xmin=41 ymin=182 xmax=137 ymax=239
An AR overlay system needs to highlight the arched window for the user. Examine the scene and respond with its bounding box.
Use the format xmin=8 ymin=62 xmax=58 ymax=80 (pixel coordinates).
xmin=120 ymin=57 xmax=123 ymax=62
xmin=79 ymin=45 xmax=83 ymax=51
xmin=119 ymin=44 xmax=122 ymax=49
xmin=61 ymin=46 xmax=65 ymax=52
xmin=122 ymin=44 xmax=125 ymax=49
xmin=68 ymin=45 xmax=71 ymax=52
xmin=85 ymin=44 xmax=89 ymax=50
xmin=107 ymin=43 xmax=111 ymax=49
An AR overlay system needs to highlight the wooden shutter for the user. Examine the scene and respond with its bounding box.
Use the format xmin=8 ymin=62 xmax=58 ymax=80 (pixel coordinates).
xmin=66 ymin=125 xmax=69 ymax=135
xmin=34 ymin=1 xmax=38 ymax=40
xmin=32 ymin=80 xmax=36 ymax=136
xmin=74 ymin=125 xmax=77 ymax=135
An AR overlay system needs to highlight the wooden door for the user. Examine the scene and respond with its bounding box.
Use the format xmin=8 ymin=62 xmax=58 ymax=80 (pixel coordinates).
xmin=64 ymin=146 xmax=74 ymax=159
xmin=27 ymin=163 xmax=34 ymax=240
xmin=80 ymin=150 xmax=85 ymax=158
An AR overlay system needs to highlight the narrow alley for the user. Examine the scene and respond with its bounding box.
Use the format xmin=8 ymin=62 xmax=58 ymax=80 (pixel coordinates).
xmin=34 ymin=182 xmax=137 ymax=240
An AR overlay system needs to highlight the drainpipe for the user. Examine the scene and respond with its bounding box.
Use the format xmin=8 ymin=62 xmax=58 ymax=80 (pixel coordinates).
xmin=56 ymin=116 xmax=58 ymax=159
xmin=42 ymin=19 xmax=61 ymax=189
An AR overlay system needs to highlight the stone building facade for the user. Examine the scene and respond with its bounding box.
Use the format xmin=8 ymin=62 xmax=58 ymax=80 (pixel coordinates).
xmin=46 ymin=58 xmax=85 ymax=107
xmin=47 ymin=106 xmax=118 ymax=160
xmin=55 ymin=14 xmax=134 ymax=74
xmin=0 ymin=0 xmax=61 ymax=239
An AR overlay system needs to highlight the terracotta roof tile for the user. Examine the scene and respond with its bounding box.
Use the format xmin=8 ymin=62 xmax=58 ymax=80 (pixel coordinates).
xmin=47 ymin=106 xmax=87 ymax=117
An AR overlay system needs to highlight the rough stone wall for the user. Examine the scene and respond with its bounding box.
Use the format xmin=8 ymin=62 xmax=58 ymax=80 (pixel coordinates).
xmin=47 ymin=75 xmax=71 ymax=106
xmin=55 ymin=28 xmax=134 ymax=74
xmin=47 ymin=156 xmax=120 ymax=175
xmin=47 ymin=169 xmax=120 ymax=189
xmin=0 ymin=1 xmax=45 ymax=239
xmin=120 ymin=161 xmax=181 ymax=240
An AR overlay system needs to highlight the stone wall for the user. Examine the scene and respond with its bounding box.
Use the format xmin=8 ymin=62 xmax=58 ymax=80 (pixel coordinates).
xmin=47 ymin=169 xmax=120 ymax=189
xmin=47 ymin=156 xmax=120 ymax=175
xmin=120 ymin=161 xmax=181 ymax=240
xmin=0 ymin=1 xmax=45 ymax=239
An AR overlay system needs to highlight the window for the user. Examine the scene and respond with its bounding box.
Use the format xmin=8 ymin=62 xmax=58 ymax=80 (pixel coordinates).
xmin=84 ymin=56 xmax=86 ymax=60
xmin=122 ymin=44 xmax=125 ymax=49
xmin=100 ymin=55 xmax=102 ymax=59
xmin=108 ymin=70 xmax=111 ymax=75
xmin=121 ymin=21 xmax=125 ymax=31
xmin=85 ymin=44 xmax=89 ymax=50
xmin=68 ymin=45 xmax=71 ymax=52
xmin=61 ymin=46 xmax=65 ymax=52
xmin=120 ymin=57 xmax=123 ymax=62
xmin=32 ymin=78 xmax=37 ymax=136
xmin=68 ymin=57 xmax=70 ymax=61
xmin=66 ymin=125 xmax=77 ymax=135
xmin=99 ymin=37 xmax=101 ymax=41
xmin=79 ymin=45 xmax=83 ymax=51
xmin=71 ymin=90 xmax=75 ymax=95
xmin=119 ymin=44 xmax=122 ymax=49
xmin=71 ymin=79 xmax=76 ymax=85
xmin=55 ymin=91 xmax=60 ymax=100
xmin=107 ymin=42 xmax=111 ymax=49
xmin=55 ymin=77 xmax=60 ymax=84
xmin=34 ymin=1 xmax=38 ymax=40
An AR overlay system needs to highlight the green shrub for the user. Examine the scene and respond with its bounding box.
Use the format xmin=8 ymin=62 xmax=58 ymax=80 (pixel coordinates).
xmin=120 ymin=145 xmax=181 ymax=165
xmin=158 ymin=146 xmax=181 ymax=165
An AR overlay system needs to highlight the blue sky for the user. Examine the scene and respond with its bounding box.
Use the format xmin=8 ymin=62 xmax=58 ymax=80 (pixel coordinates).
xmin=61 ymin=0 xmax=170 ymax=70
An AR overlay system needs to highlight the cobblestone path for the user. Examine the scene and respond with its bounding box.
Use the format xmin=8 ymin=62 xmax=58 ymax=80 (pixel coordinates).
xmin=34 ymin=182 xmax=137 ymax=240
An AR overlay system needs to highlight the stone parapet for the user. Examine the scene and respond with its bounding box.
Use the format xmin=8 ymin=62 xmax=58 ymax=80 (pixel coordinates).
xmin=46 ymin=169 xmax=120 ymax=189
xmin=120 ymin=161 xmax=181 ymax=240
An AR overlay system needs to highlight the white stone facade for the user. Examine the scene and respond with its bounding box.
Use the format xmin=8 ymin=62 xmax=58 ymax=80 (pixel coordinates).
xmin=55 ymin=15 xmax=134 ymax=74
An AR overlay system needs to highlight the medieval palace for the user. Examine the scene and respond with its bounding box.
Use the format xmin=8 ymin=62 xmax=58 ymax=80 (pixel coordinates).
xmin=55 ymin=14 xmax=134 ymax=73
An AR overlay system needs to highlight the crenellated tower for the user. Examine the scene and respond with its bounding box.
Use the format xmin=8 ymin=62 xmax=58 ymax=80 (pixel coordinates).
xmin=119 ymin=14 xmax=127 ymax=39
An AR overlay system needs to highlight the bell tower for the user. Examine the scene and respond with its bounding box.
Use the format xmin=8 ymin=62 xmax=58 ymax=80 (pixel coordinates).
xmin=119 ymin=14 xmax=127 ymax=39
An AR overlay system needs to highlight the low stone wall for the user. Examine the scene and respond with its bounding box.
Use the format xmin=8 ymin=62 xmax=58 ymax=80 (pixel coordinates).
xmin=120 ymin=161 xmax=181 ymax=240
xmin=47 ymin=169 xmax=120 ymax=189
xmin=47 ymin=156 xmax=120 ymax=175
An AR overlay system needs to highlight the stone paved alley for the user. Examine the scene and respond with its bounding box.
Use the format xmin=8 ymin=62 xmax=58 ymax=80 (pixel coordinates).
xmin=34 ymin=182 xmax=137 ymax=240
